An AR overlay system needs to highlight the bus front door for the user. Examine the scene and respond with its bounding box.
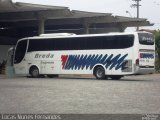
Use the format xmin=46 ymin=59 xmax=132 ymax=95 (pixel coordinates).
xmin=14 ymin=40 xmax=28 ymax=75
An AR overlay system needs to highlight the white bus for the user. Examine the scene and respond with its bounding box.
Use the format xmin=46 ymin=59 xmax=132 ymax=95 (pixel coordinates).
xmin=13 ymin=32 xmax=155 ymax=79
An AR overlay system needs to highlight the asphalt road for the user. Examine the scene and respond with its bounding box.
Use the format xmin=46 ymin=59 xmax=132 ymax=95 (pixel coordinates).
xmin=0 ymin=74 xmax=160 ymax=114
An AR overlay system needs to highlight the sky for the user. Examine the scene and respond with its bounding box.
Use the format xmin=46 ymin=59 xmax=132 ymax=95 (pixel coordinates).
xmin=13 ymin=0 xmax=160 ymax=31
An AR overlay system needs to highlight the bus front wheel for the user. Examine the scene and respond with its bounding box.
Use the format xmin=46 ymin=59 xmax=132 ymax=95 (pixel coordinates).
xmin=30 ymin=66 xmax=39 ymax=78
xmin=94 ymin=66 xmax=105 ymax=80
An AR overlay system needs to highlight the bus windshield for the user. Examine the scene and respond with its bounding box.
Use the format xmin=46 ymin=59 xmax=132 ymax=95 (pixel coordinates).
xmin=14 ymin=40 xmax=27 ymax=64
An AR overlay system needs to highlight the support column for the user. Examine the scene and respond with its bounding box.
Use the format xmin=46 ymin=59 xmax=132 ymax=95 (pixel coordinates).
xmin=38 ymin=18 xmax=45 ymax=35
xmin=84 ymin=24 xmax=89 ymax=34
xmin=83 ymin=21 xmax=90 ymax=34
xmin=117 ymin=23 xmax=126 ymax=32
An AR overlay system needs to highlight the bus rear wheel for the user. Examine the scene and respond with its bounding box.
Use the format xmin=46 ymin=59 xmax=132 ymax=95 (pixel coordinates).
xmin=94 ymin=66 xmax=105 ymax=80
xmin=30 ymin=66 xmax=39 ymax=78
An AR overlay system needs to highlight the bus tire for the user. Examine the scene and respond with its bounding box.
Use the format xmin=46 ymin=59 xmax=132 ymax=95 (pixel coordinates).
xmin=94 ymin=66 xmax=105 ymax=80
xmin=30 ymin=66 xmax=39 ymax=78
xmin=110 ymin=75 xmax=122 ymax=80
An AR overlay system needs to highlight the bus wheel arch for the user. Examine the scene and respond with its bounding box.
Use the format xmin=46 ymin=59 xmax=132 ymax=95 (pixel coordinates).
xmin=29 ymin=65 xmax=39 ymax=78
xmin=93 ymin=65 xmax=106 ymax=79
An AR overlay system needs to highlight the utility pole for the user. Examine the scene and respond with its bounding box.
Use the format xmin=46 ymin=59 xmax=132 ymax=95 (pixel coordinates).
xmin=131 ymin=0 xmax=141 ymax=31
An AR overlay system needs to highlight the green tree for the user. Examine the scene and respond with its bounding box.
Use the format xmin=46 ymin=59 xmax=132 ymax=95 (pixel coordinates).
xmin=154 ymin=30 xmax=160 ymax=71
xmin=154 ymin=31 xmax=160 ymax=57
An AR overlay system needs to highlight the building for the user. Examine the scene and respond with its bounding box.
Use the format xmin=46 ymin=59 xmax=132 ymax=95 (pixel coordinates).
xmin=0 ymin=0 xmax=153 ymax=72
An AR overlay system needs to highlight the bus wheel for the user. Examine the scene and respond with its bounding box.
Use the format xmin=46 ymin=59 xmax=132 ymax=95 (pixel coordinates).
xmin=30 ymin=66 xmax=39 ymax=78
xmin=94 ymin=66 xmax=105 ymax=79
xmin=110 ymin=75 xmax=122 ymax=80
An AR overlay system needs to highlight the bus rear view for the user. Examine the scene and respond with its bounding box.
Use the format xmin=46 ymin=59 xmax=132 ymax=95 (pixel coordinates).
xmin=135 ymin=32 xmax=155 ymax=74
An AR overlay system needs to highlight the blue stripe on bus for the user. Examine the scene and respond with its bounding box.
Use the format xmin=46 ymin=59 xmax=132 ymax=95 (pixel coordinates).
xmin=61 ymin=54 xmax=128 ymax=70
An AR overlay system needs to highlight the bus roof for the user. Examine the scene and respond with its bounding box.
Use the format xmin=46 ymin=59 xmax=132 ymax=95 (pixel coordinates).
xmin=39 ymin=33 xmax=76 ymax=37
xmin=19 ymin=31 xmax=152 ymax=41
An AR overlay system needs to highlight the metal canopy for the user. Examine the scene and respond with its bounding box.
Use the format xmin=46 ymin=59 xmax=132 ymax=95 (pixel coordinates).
xmin=0 ymin=0 xmax=67 ymax=13
xmin=0 ymin=0 xmax=153 ymax=41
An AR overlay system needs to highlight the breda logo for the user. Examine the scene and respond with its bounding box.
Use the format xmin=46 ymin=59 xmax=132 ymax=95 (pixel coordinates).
xmin=35 ymin=53 xmax=54 ymax=58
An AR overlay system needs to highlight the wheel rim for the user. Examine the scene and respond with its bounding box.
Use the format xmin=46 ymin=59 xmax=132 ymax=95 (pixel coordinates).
xmin=96 ymin=68 xmax=104 ymax=79
xmin=32 ymin=68 xmax=39 ymax=77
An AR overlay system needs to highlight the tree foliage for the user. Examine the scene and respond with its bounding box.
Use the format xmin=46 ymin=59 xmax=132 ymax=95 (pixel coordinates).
xmin=154 ymin=30 xmax=160 ymax=56
xmin=154 ymin=30 xmax=160 ymax=71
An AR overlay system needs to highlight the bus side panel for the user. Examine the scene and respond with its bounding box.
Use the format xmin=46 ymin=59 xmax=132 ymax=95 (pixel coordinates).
xmin=60 ymin=50 xmax=95 ymax=75
xmin=109 ymin=49 xmax=133 ymax=75
xmin=60 ymin=49 xmax=134 ymax=75
xmin=25 ymin=51 xmax=61 ymax=75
